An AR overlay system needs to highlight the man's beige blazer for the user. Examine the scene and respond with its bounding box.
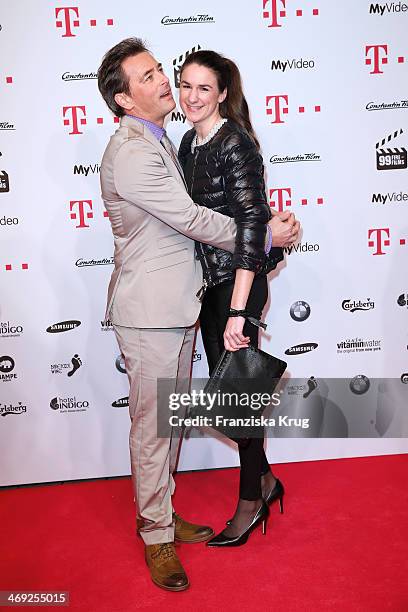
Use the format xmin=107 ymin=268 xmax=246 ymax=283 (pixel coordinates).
xmin=100 ymin=115 xmax=236 ymax=328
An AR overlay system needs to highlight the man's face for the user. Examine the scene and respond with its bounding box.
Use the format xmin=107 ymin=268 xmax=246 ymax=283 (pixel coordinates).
xmin=116 ymin=52 xmax=175 ymax=125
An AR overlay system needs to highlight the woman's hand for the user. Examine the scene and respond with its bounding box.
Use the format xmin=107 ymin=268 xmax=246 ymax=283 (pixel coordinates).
xmin=224 ymin=316 xmax=250 ymax=351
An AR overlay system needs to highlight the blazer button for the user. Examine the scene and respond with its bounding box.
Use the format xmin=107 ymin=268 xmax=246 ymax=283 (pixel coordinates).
xmin=195 ymin=254 xmax=200 ymax=260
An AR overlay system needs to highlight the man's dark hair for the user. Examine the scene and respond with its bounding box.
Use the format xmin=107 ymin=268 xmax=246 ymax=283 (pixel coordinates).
xmin=98 ymin=37 xmax=149 ymax=117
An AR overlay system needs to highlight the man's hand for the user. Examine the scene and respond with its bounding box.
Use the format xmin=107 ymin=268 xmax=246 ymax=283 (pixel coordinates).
xmin=268 ymin=211 xmax=300 ymax=248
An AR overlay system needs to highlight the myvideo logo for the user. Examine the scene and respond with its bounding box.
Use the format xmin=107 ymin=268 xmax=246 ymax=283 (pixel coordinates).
xmin=284 ymin=242 xmax=320 ymax=255
xmin=372 ymin=192 xmax=408 ymax=204
xmin=369 ymin=2 xmax=408 ymax=15
xmin=74 ymin=164 xmax=101 ymax=176
xmin=170 ymin=111 xmax=187 ymax=123
xmin=0 ymin=401 xmax=27 ymax=416
xmin=285 ymin=343 xmax=318 ymax=355
xmin=73 ymin=163 xmax=100 ymax=176
xmin=271 ymin=58 xmax=315 ymax=72
xmin=112 ymin=396 xmax=129 ymax=408
xmin=342 ymin=299 xmax=375 ymax=312
xmin=46 ymin=320 xmax=81 ymax=333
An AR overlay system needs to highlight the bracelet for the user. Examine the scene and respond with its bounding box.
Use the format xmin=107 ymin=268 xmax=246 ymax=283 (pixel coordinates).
xmin=265 ymin=225 xmax=273 ymax=254
xmin=228 ymin=308 xmax=267 ymax=330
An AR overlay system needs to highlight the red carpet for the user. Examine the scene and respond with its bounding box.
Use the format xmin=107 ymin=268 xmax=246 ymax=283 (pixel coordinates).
xmin=1 ymin=454 xmax=407 ymax=611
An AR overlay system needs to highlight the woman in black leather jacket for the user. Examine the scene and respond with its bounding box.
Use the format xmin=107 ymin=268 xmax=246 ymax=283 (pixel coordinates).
xmin=178 ymin=50 xmax=286 ymax=547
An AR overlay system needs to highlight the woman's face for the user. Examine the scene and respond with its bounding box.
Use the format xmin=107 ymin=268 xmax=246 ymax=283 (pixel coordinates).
xmin=179 ymin=63 xmax=226 ymax=128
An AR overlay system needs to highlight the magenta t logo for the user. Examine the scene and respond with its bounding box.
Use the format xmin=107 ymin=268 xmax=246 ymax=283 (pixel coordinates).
xmin=55 ymin=7 xmax=80 ymax=38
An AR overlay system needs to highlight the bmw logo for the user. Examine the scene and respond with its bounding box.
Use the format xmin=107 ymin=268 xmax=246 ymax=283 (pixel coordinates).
xmin=349 ymin=375 xmax=370 ymax=395
xmin=290 ymin=301 xmax=311 ymax=322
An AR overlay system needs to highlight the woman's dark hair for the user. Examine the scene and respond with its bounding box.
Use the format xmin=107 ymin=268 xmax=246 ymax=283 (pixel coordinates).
xmin=98 ymin=37 xmax=149 ymax=117
xmin=180 ymin=50 xmax=260 ymax=149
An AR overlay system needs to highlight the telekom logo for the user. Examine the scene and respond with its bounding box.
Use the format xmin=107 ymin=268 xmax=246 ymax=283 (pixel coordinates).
xmin=365 ymin=44 xmax=405 ymax=74
xmin=368 ymin=228 xmax=406 ymax=255
xmin=63 ymin=106 xmax=119 ymax=135
xmin=70 ymin=200 xmax=109 ymax=228
xmin=262 ymin=0 xmax=319 ymax=28
xmin=266 ymin=95 xmax=321 ymax=124
xmin=269 ymin=188 xmax=324 ymax=211
xmin=55 ymin=7 xmax=114 ymax=38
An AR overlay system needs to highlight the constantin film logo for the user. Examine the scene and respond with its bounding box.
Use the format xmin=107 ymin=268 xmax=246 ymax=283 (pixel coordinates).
xmin=270 ymin=153 xmax=321 ymax=164
xmin=46 ymin=320 xmax=81 ymax=333
xmin=55 ymin=7 xmax=114 ymax=38
xmin=50 ymin=395 xmax=90 ymax=413
xmin=342 ymin=299 xmax=375 ymax=313
xmin=62 ymin=71 xmax=97 ymax=82
xmin=262 ymin=0 xmax=319 ymax=28
xmin=376 ymin=129 xmax=407 ymax=170
xmin=161 ymin=14 xmax=214 ymax=25
xmin=366 ymin=100 xmax=408 ymax=112
xmin=75 ymin=256 xmax=113 ymax=268
xmin=0 ymin=401 xmax=27 ymax=417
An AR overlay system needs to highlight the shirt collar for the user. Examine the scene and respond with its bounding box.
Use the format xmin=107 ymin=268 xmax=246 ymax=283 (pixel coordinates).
xmin=125 ymin=114 xmax=165 ymax=141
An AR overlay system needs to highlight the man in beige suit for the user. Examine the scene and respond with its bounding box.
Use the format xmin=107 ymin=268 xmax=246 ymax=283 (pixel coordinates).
xmin=98 ymin=38 xmax=299 ymax=591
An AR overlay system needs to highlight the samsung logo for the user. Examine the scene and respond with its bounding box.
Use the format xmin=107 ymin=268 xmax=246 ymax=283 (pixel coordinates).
xmin=285 ymin=343 xmax=318 ymax=355
xmin=46 ymin=320 xmax=81 ymax=333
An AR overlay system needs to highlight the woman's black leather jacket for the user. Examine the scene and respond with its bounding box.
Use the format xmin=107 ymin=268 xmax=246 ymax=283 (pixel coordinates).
xmin=178 ymin=120 xmax=283 ymax=288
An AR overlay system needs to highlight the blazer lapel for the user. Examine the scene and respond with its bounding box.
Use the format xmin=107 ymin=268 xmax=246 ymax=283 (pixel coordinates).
xmin=121 ymin=116 xmax=187 ymax=189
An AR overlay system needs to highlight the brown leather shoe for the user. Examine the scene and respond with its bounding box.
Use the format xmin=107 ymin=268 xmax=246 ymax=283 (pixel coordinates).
xmin=137 ymin=513 xmax=214 ymax=543
xmin=173 ymin=512 xmax=214 ymax=544
xmin=145 ymin=542 xmax=189 ymax=592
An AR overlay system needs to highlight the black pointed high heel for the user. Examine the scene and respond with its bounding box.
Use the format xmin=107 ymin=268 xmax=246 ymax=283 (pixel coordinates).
xmin=264 ymin=478 xmax=285 ymax=514
xmin=207 ymin=501 xmax=269 ymax=547
xmin=225 ymin=478 xmax=284 ymax=525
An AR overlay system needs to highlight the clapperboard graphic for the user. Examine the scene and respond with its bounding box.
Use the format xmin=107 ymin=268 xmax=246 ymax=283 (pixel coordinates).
xmin=173 ymin=45 xmax=201 ymax=88
xmin=376 ymin=128 xmax=407 ymax=170
xmin=0 ymin=170 xmax=10 ymax=192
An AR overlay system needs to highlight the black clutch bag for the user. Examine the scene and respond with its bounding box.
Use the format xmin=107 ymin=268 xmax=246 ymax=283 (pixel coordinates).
xmin=191 ymin=345 xmax=287 ymax=440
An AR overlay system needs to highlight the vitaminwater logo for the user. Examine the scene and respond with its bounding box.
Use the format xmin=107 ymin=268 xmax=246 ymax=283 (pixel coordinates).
xmin=337 ymin=338 xmax=381 ymax=354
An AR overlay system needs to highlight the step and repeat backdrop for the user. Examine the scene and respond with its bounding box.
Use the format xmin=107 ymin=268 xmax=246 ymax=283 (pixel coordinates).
xmin=1 ymin=0 xmax=408 ymax=486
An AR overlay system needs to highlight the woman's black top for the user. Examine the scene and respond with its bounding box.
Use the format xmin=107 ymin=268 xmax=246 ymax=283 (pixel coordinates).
xmin=178 ymin=120 xmax=283 ymax=288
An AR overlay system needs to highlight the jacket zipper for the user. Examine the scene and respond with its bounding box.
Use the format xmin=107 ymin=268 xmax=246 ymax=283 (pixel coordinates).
xmin=189 ymin=149 xmax=212 ymax=294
